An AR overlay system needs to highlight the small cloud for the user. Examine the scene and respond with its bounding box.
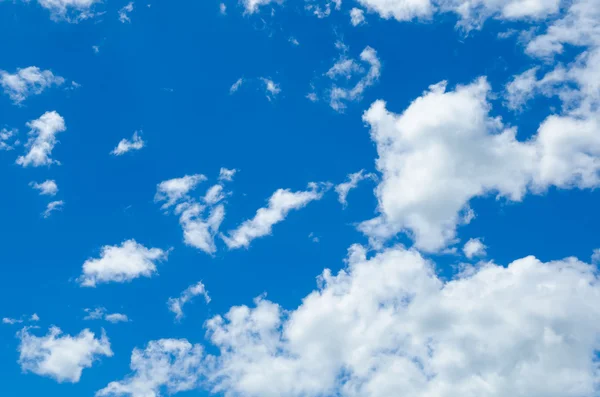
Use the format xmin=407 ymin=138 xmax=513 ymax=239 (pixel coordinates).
xmin=43 ymin=201 xmax=64 ymax=218
xmin=229 ymin=78 xmax=243 ymax=94
xmin=111 ymin=131 xmax=145 ymax=156
xmin=119 ymin=2 xmax=134 ymax=23
xmin=219 ymin=3 xmax=226 ymax=14
xmin=350 ymin=8 xmax=365 ymax=26
xmin=218 ymin=167 xmax=237 ymax=182
xmin=1 ymin=66 xmax=65 ymax=104
xmin=289 ymin=37 xmax=300 ymax=46
xmin=463 ymin=238 xmax=487 ymax=259
xmin=260 ymin=77 xmax=281 ymax=101
xmin=30 ymin=180 xmax=58 ymax=196
xmin=168 ymin=281 xmax=211 ymax=322
xmin=92 ymin=45 xmax=100 ymax=54
xmin=308 ymin=232 xmax=320 ymax=243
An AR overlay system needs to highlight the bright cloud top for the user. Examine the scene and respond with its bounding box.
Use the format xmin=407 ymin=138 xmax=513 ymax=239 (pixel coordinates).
xmin=16 ymin=111 xmax=66 ymax=168
xmin=0 ymin=66 xmax=64 ymax=104
xmin=167 ymin=281 xmax=211 ymax=321
xmin=18 ymin=326 xmax=112 ymax=383
xmin=463 ymin=237 xmax=487 ymax=258
xmin=222 ymin=182 xmax=330 ymax=249
xmin=37 ymin=0 xmax=102 ymax=21
xmin=43 ymin=200 xmax=64 ymax=218
xmin=78 ymin=239 xmax=169 ymax=287
xmin=155 ymin=174 xmax=207 ymax=209
xmin=30 ymin=180 xmax=58 ymax=196
xmin=111 ymin=131 xmax=145 ymax=156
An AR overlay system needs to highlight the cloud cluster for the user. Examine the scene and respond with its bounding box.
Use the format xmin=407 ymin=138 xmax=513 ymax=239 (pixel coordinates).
xmin=84 ymin=308 xmax=130 ymax=323
xmin=0 ymin=66 xmax=64 ymax=104
xmin=16 ymin=111 xmax=66 ymax=168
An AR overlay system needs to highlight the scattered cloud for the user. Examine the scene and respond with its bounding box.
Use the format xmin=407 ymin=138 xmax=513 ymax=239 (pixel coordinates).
xmin=241 ymin=0 xmax=282 ymax=14
xmin=78 ymin=239 xmax=169 ymax=287
xmin=16 ymin=111 xmax=66 ymax=168
xmin=3 ymin=317 xmax=23 ymax=325
xmin=463 ymin=237 xmax=487 ymax=259
xmin=0 ymin=128 xmax=17 ymax=151
xmin=111 ymin=131 xmax=145 ymax=156
xmin=218 ymin=167 xmax=237 ymax=182
xmin=36 ymin=0 xmax=103 ymax=21
xmin=43 ymin=200 xmax=64 ymax=218
xmin=260 ymin=78 xmax=281 ymax=101
xmin=30 ymin=180 xmax=58 ymax=196
xmin=229 ymin=78 xmax=243 ymax=94
xmin=335 ymin=170 xmax=376 ymax=207
xmin=168 ymin=281 xmax=211 ymax=321
xmin=155 ymin=174 xmax=206 ymax=209
xmin=222 ymin=182 xmax=330 ymax=249
xmin=219 ymin=2 xmax=226 ymax=14
xmin=18 ymin=326 xmax=112 ymax=383
xmin=289 ymin=36 xmax=300 ymax=46
xmin=84 ymin=308 xmax=130 ymax=323
xmin=0 ymin=66 xmax=64 ymax=104
xmin=118 ymin=2 xmax=134 ymax=23
xmin=350 ymin=7 xmax=366 ymax=26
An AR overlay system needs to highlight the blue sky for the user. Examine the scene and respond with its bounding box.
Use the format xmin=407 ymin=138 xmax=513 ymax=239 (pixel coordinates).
xmin=1 ymin=0 xmax=600 ymax=396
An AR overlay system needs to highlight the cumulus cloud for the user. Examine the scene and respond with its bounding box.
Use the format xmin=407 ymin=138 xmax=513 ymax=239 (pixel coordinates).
xmin=43 ymin=200 xmax=64 ymax=218
xmin=178 ymin=202 xmax=225 ymax=254
xmin=18 ymin=326 xmax=112 ymax=383
xmin=3 ymin=317 xmax=23 ymax=325
xmin=111 ymin=131 xmax=145 ymax=156
xmin=242 ymin=0 xmax=282 ymax=14
xmin=35 ymin=0 xmax=102 ymax=21
xmin=463 ymin=237 xmax=487 ymax=258
xmin=101 ymin=245 xmax=600 ymax=397
xmin=222 ymin=183 xmax=329 ymax=249
xmin=155 ymin=174 xmax=206 ymax=209
xmin=118 ymin=2 xmax=134 ymax=23
xmin=360 ymin=77 xmax=600 ymax=251
xmin=218 ymin=167 xmax=237 ymax=182
xmin=260 ymin=78 xmax=281 ymax=101
xmin=84 ymin=308 xmax=130 ymax=323
xmin=168 ymin=281 xmax=211 ymax=321
xmin=335 ymin=170 xmax=376 ymax=207
xmin=96 ymin=339 xmax=204 ymax=397
xmin=30 ymin=180 xmax=58 ymax=196
xmin=16 ymin=111 xmax=66 ymax=168
xmin=0 ymin=66 xmax=64 ymax=104
xmin=0 ymin=128 xmax=17 ymax=151
xmin=350 ymin=7 xmax=366 ymax=25
xmin=78 ymin=239 xmax=169 ymax=287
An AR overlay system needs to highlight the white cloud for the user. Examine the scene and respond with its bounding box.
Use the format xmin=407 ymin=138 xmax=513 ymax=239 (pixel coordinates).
xmin=592 ymin=249 xmax=600 ymax=264
xmin=178 ymin=202 xmax=225 ymax=254
xmin=220 ymin=3 xmax=227 ymax=14
xmin=204 ymin=184 xmax=226 ymax=205
xmin=168 ymin=281 xmax=211 ymax=321
xmin=78 ymin=239 xmax=169 ymax=287
xmin=155 ymin=174 xmax=206 ymax=209
xmin=289 ymin=36 xmax=300 ymax=46
xmin=30 ymin=180 xmax=58 ymax=196
xmin=0 ymin=66 xmax=64 ymax=104
xmin=463 ymin=237 xmax=487 ymax=258
xmin=84 ymin=308 xmax=130 ymax=323
xmin=0 ymin=128 xmax=17 ymax=151
xmin=327 ymin=46 xmax=381 ymax=111
xmin=101 ymin=245 xmax=600 ymax=397
xmin=222 ymin=183 xmax=329 ymax=249
xmin=3 ymin=317 xmax=23 ymax=325
xmin=37 ymin=0 xmax=101 ymax=21
xmin=350 ymin=7 xmax=366 ymax=25
xmin=242 ymin=0 xmax=282 ymax=14
xmin=218 ymin=167 xmax=237 ymax=182
xmin=260 ymin=78 xmax=281 ymax=101
xmin=111 ymin=131 xmax=145 ymax=156
xmin=92 ymin=45 xmax=100 ymax=53
xmin=18 ymin=326 xmax=112 ymax=383
xmin=230 ymin=78 xmax=243 ymax=94
xmin=119 ymin=2 xmax=134 ymax=23
xmin=356 ymin=0 xmax=433 ymax=21
xmin=16 ymin=111 xmax=66 ymax=168
xmin=335 ymin=170 xmax=376 ymax=207
xmin=359 ymin=77 xmax=600 ymax=251
xmin=43 ymin=200 xmax=64 ymax=218
xmin=96 ymin=339 xmax=204 ymax=397
xmin=30 ymin=313 xmax=40 ymax=322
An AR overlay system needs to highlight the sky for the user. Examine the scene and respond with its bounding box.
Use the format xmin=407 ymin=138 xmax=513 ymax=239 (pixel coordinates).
xmin=1 ymin=0 xmax=600 ymax=396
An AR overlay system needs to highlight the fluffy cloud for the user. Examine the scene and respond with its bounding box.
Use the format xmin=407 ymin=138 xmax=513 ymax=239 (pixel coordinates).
xmin=178 ymin=202 xmax=225 ymax=254
xmin=229 ymin=78 xmax=243 ymax=94
xmin=260 ymin=78 xmax=281 ymax=101
xmin=168 ymin=281 xmax=211 ymax=321
xmin=111 ymin=131 xmax=145 ymax=156
xmin=30 ymin=180 xmax=58 ymax=196
xmin=0 ymin=128 xmax=17 ymax=151
xmin=84 ymin=308 xmax=130 ymax=323
xmin=242 ymin=0 xmax=282 ymax=14
xmin=16 ymin=111 xmax=66 ymax=167
xmin=78 ymin=240 xmax=169 ymax=287
xmin=359 ymin=77 xmax=600 ymax=251
xmin=463 ymin=237 xmax=487 ymax=258
xmin=222 ymin=183 xmax=329 ymax=249
xmin=18 ymin=326 xmax=112 ymax=383
xmin=36 ymin=0 xmax=102 ymax=21
xmin=118 ymin=2 xmax=134 ymax=23
xmin=96 ymin=339 xmax=204 ymax=397
xmin=335 ymin=170 xmax=376 ymax=207
xmin=101 ymin=245 xmax=600 ymax=397
xmin=0 ymin=66 xmax=64 ymax=104
xmin=350 ymin=7 xmax=366 ymax=25
xmin=3 ymin=317 xmax=23 ymax=325
xmin=43 ymin=200 xmax=64 ymax=218
xmin=155 ymin=174 xmax=206 ymax=209
xmin=218 ymin=167 xmax=237 ymax=182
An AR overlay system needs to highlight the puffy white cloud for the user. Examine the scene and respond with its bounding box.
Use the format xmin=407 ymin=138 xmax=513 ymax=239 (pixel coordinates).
xmin=96 ymin=339 xmax=204 ymax=397
xmin=218 ymin=167 xmax=237 ymax=182
xmin=356 ymin=0 xmax=433 ymax=21
xmin=0 ymin=66 xmax=64 ymax=104
xmin=3 ymin=317 xmax=23 ymax=325
xmin=335 ymin=170 xmax=376 ymax=207
xmin=155 ymin=174 xmax=206 ymax=209
xmin=463 ymin=237 xmax=487 ymax=258
xmin=350 ymin=7 xmax=366 ymax=25
xmin=260 ymin=78 xmax=281 ymax=101
xmin=168 ymin=281 xmax=211 ymax=321
xmin=360 ymin=77 xmax=600 ymax=251
xmin=229 ymin=78 xmax=243 ymax=94
xmin=222 ymin=183 xmax=329 ymax=249
xmin=327 ymin=46 xmax=381 ymax=111
xmin=178 ymin=202 xmax=225 ymax=254
xmin=30 ymin=180 xmax=58 ymax=196
xmin=16 ymin=111 xmax=66 ymax=167
xmin=242 ymin=0 xmax=282 ymax=14
xmin=118 ymin=2 xmax=134 ymax=23
xmin=111 ymin=131 xmax=145 ymax=156
xmin=78 ymin=239 xmax=169 ymax=287
xmin=18 ymin=326 xmax=112 ymax=383
xmin=84 ymin=308 xmax=130 ymax=323
xmin=0 ymin=128 xmax=17 ymax=151
xmin=37 ymin=0 xmax=102 ymax=21
xmin=30 ymin=313 xmax=40 ymax=322
xmin=204 ymin=184 xmax=226 ymax=205
xmin=43 ymin=200 xmax=64 ymax=218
